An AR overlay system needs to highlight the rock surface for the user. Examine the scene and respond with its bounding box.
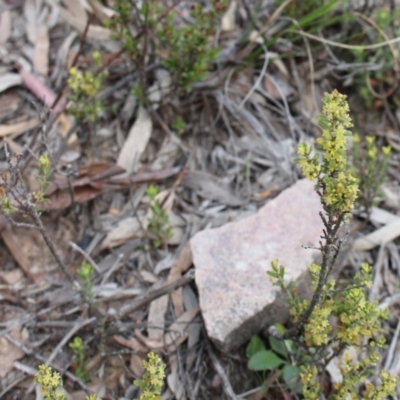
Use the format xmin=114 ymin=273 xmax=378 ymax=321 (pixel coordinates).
xmin=191 ymin=179 xmax=324 ymax=352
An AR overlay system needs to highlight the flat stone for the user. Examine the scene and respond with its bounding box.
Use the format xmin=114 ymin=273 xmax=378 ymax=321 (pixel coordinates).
xmin=191 ymin=179 xmax=323 ymax=352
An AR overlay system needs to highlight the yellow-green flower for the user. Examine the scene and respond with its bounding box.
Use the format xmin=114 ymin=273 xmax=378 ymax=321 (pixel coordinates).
xmin=298 ymin=90 xmax=358 ymax=214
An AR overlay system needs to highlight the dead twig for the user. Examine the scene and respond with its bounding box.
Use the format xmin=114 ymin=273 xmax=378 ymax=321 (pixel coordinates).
xmin=118 ymin=269 xmax=195 ymax=318
xmin=205 ymin=335 xmax=239 ymax=400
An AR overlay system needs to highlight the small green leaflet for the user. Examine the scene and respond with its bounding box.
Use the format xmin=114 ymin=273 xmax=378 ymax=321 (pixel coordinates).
xmin=248 ymin=350 xmax=284 ymax=371
xmin=269 ymin=336 xmax=288 ymax=358
xmin=246 ymin=335 xmax=265 ymax=359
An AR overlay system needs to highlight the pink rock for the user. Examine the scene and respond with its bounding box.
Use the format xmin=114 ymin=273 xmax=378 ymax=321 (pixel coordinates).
xmin=191 ymin=179 xmax=323 ymax=352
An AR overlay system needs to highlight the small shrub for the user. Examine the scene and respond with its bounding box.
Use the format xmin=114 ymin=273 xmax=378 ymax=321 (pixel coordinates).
xmin=69 ymin=337 xmax=89 ymax=382
xmin=67 ymin=51 xmax=107 ymax=122
xmin=171 ymin=116 xmax=188 ymax=135
xmin=77 ymin=261 xmax=95 ymax=301
xmin=352 ymin=133 xmax=391 ymax=215
xmin=146 ymin=184 xmax=173 ymax=249
xmin=157 ymin=0 xmax=226 ymax=91
xmin=267 ymin=90 xmax=397 ymax=399
xmin=107 ymin=0 xmax=226 ymax=95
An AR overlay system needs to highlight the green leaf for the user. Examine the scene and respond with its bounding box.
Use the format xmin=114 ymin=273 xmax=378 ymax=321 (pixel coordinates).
xmin=282 ymin=364 xmax=302 ymax=392
xmin=246 ymin=335 xmax=265 ymax=358
xmin=274 ymin=323 xmax=286 ymax=334
xmin=248 ymin=350 xmax=284 ymax=371
xmin=284 ymin=339 xmax=296 ymax=354
xmin=297 ymin=0 xmax=338 ymax=28
xmin=269 ymin=336 xmax=288 ymax=358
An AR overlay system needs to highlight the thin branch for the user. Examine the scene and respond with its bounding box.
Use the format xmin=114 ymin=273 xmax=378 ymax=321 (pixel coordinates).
xmin=31 ymin=210 xmax=76 ymax=284
xmin=205 ymin=337 xmax=239 ymax=400
xmin=118 ymin=269 xmax=195 ymax=318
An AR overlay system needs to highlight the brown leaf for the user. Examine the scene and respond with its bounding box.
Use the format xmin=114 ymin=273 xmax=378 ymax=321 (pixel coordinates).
xmin=117 ymin=107 xmax=153 ymax=174
xmin=163 ymin=306 xmax=199 ymax=347
xmin=0 ymin=10 xmax=11 ymax=44
xmin=147 ymin=294 xmax=169 ymax=340
xmin=130 ymin=354 xmax=145 ymax=378
xmin=86 ymin=0 xmax=116 ymax=23
xmin=44 ymin=185 xmax=103 ymax=210
xmin=182 ymin=170 xmax=245 ymax=206
xmin=82 ymin=163 xmax=126 ymax=180
xmin=44 ymin=162 xmax=179 ymax=211
xmin=134 ymin=329 xmax=165 ymax=349
xmin=263 ymin=73 xmax=293 ymax=100
xmin=4 ymin=138 xmax=25 ymax=155
xmin=44 ymin=163 xmax=126 ymax=210
xmin=58 ymin=2 xmax=111 ymax=41
xmin=61 ymin=0 xmax=86 ymax=21
xmin=0 ymin=118 xmax=39 ymax=137
xmin=167 ymin=357 xmax=185 ymax=400
xmin=167 ymin=244 xmax=193 ymax=317
xmin=0 ymin=327 xmax=29 ymax=378
xmin=221 ymin=0 xmax=237 ymax=31
xmin=113 ymin=335 xmax=148 ymax=352
xmin=110 ymin=166 xmax=181 ymax=185
xmin=33 ymin=28 xmax=50 ymax=76
xmin=1 ymin=217 xmax=76 ymax=282
xmin=100 ymin=217 xmax=143 ymax=249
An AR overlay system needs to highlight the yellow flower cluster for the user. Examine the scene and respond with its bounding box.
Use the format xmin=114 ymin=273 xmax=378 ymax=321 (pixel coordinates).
xmin=35 ymin=365 xmax=66 ymax=400
xmin=68 ymin=67 xmax=103 ymax=98
xmin=336 ymin=288 xmax=388 ymax=346
xmin=297 ymin=89 xmax=359 ymax=214
xmin=134 ymin=352 xmax=166 ymax=400
xmin=301 ymin=365 xmax=321 ymax=400
xmin=67 ymin=52 xmax=107 ymax=122
xmin=35 ymin=365 xmax=101 ymax=400
xmin=301 ymin=353 xmax=396 ymax=400
xmin=297 ymin=143 xmax=320 ymax=180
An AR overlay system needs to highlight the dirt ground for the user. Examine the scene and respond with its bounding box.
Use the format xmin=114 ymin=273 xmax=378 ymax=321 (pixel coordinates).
xmin=1 ymin=0 xmax=400 ymax=399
